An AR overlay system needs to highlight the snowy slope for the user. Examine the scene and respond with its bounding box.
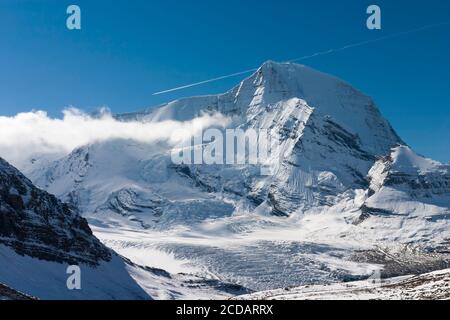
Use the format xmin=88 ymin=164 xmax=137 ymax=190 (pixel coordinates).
xmin=0 ymin=244 xmax=248 ymax=300
xmin=16 ymin=61 xmax=450 ymax=293
xmin=0 ymin=245 xmax=151 ymax=300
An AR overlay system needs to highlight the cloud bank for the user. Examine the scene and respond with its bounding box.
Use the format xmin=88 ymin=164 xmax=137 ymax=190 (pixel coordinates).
xmin=0 ymin=108 xmax=229 ymax=169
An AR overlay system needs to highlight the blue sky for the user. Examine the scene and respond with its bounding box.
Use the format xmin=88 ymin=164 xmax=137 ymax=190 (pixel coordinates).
xmin=0 ymin=0 xmax=449 ymax=162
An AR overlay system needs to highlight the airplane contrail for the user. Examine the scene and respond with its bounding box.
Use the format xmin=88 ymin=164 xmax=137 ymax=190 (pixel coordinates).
xmin=152 ymin=68 xmax=259 ymax=95
xmin=153 ymin=20 xmax=450 ymax=96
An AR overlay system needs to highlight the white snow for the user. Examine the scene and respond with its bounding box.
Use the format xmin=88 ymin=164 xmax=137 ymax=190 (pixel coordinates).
xmin=0 ymin=245 xmax=150 ymax=300
xmin=391 ymin=145 xmax=445 ymax=174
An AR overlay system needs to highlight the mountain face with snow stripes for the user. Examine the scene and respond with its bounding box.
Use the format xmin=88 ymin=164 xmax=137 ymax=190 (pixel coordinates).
xmin=28 ymin=62 xmax=448 ymax=227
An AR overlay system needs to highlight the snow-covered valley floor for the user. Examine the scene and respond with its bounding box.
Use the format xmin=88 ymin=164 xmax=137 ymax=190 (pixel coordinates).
xmin=91 ymin=210 xmax=450 ymax=295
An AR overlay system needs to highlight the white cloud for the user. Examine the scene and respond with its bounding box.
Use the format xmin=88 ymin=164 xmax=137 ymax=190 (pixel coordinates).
xmin=0 ymin=108 xmax=230 ymax=169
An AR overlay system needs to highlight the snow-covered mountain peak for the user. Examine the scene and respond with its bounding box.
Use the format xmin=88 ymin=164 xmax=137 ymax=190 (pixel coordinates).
xmin=390 ymin=145 xmax=446 ymax=174
xmin=119 ymin=61 xmax=402 ymax=156
xmin=368 ymin=146 xmax=449 ymax=190
xmin=28 ymin=62 xmax=412 ymax=222
xmin=365 ymin=145 xmax=450 ymax=218
xmin=234 ymin=60 xmax=371 ymax=109
xmin=247 ymin=60 xmax=362 ymax=103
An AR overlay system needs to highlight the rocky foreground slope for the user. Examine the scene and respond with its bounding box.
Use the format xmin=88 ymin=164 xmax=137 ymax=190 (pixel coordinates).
xmin=237 ymin=269 xmax=450 ymax=300
xmin=0 ymin=283 xmax=34 ymax=300
xmin=0 ymin=157 xmax=111 ymax=265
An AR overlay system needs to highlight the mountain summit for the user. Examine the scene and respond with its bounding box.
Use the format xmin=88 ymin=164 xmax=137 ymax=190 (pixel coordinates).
xmin=123 ymin=61 xmax=402 ymax=154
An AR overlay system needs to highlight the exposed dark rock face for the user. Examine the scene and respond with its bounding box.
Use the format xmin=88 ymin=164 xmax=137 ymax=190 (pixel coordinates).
xmin=0 ymin=283 xmax=35 ymax=300
xmin=0 ymin=158 xmax=111 ymax=266
xmin=352 ymin=246 xmax=450 ymax=279
xmin=384 ymin=171 xmax=450 ymax=198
